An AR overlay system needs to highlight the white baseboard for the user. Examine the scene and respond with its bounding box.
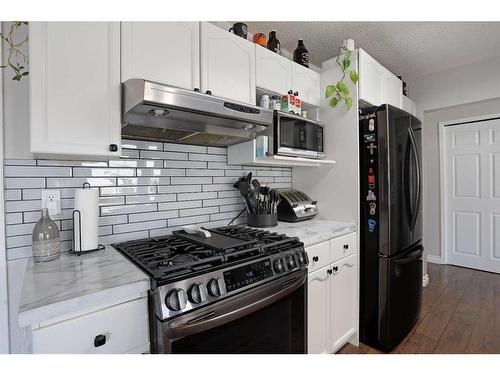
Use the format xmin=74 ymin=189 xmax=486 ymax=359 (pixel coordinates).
xmin=426 ymin=255 xmax=443 ymax=264
xmin=422 ymin=273 xmax=429 ymax=287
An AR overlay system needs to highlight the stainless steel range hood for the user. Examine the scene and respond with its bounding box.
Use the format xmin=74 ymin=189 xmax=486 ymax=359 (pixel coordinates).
xmin=122 ymin=79 xmax=273 ymax=147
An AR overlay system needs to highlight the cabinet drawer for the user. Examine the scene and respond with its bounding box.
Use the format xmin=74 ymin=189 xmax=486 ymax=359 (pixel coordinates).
xmin=330 ymin=232 xmax=357 ymax=263
xmin=306 ymin=241 xmax=331 ymax=272
xmin=32 ymin=297 xmax=149 ymax=354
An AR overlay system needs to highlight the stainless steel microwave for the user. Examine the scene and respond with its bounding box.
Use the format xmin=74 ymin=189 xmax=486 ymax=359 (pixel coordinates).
xmin=273 ymin=111 xmax=325 ymax=159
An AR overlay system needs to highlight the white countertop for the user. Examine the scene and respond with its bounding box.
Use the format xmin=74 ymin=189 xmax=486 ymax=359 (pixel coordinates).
xmin=18 ymin=245 xmax=150 ymax=327
xmin=271 ymin=219 xmax=356 ymax=247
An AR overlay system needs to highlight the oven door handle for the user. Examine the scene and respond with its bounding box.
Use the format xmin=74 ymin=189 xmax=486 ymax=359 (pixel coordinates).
xmin=165 ymin=272 xmax=307 ymax=339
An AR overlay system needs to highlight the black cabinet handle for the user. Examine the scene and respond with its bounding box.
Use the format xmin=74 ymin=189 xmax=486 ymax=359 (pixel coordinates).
xmin=94 ymin=334 xmax=106 ymax=348
xmin=109 ymin=144 xmax=118 ymax=152
xmin=205 ymin=90 xmax=212 ymax=95
xmin=327 ymin=269 xmax=333 ymax=275
xmin=312 ymin=256 xmax=319 ymax=262
xmin=343 ymin=244 xmax=349 ymax=250
xmin=194 ymin=88 xmax=200 ymax=92
xmin=332 ymin=266 xmax=339 ymax=272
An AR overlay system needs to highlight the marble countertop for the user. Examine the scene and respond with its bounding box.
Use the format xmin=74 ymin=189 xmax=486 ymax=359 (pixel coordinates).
xmin=270 ymin=219 xmax=356 ymax=247
xmin=18 ymin=245 xmax=150 ymax=327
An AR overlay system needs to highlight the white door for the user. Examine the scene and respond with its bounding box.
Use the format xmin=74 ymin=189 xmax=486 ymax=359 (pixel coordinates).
xmin=30 ymin=22 xmax=121 ymax=157
xmin=330 ymin=254 xmax=357 ymax=352
xmin=121 ymin=22 xmax=200 ymax=90
xmin=307 ymin=265 xmax=331 ymax=354
xmin=200 ymin=22 xmax=256 ymax=105
xmin=255 ymin=44 xmax=291 ymax=95
xmin=291 ymin=63 xmax=320 ymax=106
xmin=443 ymin=118 xmax=500 ymax=273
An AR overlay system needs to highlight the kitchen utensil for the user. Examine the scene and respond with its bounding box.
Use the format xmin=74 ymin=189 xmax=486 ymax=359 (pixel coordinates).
xmin=182 ymin=225 xmax=211 ymax=238
xmin=229 ymin=22 xmax=248 ymax=39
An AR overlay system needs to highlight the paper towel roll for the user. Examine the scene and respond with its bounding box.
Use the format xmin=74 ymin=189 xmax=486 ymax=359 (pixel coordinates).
xmin=73 ymin=186 xmax=99 ymax=252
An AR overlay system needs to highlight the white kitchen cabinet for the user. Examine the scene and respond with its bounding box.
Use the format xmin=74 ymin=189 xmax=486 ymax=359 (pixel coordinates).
xmin=305 ymin=232 xmax=359 ymax=354
xmin=402 ymin=95 xmax=417 ymax=116
xmin=121 ymin=22 xmax=200 ymax=90
xmin=255 ymin=45 xmax=292 ymax=96
xmin=330 ymin=254 xmax=358 ymax=352
xmin=307 ymin=265 xmax=331 ymax=354
xmin=382 ymin=72 xmax=403 ymax=108
xmin=32 ymin=297 xmax=149 ymax=354
xmin=200 ymin=22 xmax=256 ymax=105
xmin=29 ymin=22 xmax=121 ymax=158
xmin=291 ymin=63 xmax=320 ymax=106
xmin=358 ymin=49 xmax=384 ymax=106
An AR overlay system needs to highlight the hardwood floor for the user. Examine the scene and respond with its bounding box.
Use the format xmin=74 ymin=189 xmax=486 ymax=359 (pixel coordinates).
xmin=338 ymin=263 xmax=500 ymax=354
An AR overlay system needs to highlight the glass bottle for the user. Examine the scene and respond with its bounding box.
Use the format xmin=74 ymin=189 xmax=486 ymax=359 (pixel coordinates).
xmin=267 ymin=31 xmax=281 ymax=55
xmin=32 ymin=208 xmax=60 ymax=262
xmin=293 ymin=39 xmax=309 ymax=68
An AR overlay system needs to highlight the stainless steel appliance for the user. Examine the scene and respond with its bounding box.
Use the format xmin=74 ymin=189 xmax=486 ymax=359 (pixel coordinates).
xmin=113 ymin=226 xmax=308 ymax=354
xmin=122 ymin=79 xmax=273 ymax=146
xmin=273 ymin=111 xmax=325 ymax=159
xmin=359 ymin=104 xmax=423 ymax=351
xmin=277 ymin=190 xmax=318 ymax=222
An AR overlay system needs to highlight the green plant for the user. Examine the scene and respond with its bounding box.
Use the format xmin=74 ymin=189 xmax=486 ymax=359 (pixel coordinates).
xmin=0 ymin=21 xmax=29 ymax=81
xmin=325 ymin=45 xmax=358 ymax=110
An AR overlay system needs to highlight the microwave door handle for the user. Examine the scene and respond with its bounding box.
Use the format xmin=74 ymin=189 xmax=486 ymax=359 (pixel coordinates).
xmin=165 ymin=272 xmax=306 ymax=339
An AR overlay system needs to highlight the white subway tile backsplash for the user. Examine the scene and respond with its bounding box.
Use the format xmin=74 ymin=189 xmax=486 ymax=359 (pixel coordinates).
xmin=3 ymin=140 xmax=292 ymax=259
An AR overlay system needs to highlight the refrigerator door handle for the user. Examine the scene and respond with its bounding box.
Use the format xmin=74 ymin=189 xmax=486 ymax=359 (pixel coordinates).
xmin=408 ymin=127 xmax=421 ymax=230
xmin=403 ymin=134 xmax=413 ymax=226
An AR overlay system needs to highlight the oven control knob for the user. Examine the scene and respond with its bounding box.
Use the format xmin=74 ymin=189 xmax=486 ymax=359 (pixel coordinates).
xmin=188 ymin=283 xmax=208 ymax=304
xmin=286 ymin=255 xmax=297 ymax=270
xmin=165 ymin=288 xmax=187 ymax=311
xmin=297 ymin=251 xmax=307 ymax=266
xmin=273 ymin=258 xmax=285 ymax=273
xmin=207 ymin=278 xmax=224 ymax=297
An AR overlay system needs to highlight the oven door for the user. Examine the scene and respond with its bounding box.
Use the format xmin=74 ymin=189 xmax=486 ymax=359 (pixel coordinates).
xmin=153 ymin=270 xmax=307 ymax=354
xmin=274 ymin=111 xmax=324 ymax=159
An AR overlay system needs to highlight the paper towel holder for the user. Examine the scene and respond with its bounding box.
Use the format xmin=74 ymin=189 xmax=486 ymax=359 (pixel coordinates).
xmin=69 ymin=183 xmax=105 ymax=256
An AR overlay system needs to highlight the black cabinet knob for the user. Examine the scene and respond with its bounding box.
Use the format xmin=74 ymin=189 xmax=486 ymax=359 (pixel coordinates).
xmin=312 ymin=256 xmax=319 ymax=262
xmin=327 ymin=269 xmax=333 ymax=275
xmin=205 ymin=90 xmax=212 ymax=95
xmin=343 ymin=244 xmax=349 ymax=250
xmin=332 ymin=266 xmax=339 ymax=272
xmin=194 ymin=87 xmax=200 ymax=92
xmin=94 ymin=334 xmax=106 ymax=348
xmin=109 ymin=144 xmax=118 ymax=152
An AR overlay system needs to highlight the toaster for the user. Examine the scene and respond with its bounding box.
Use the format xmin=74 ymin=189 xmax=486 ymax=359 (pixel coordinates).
xmin=277 ymin=190 xmax=318 ymax=222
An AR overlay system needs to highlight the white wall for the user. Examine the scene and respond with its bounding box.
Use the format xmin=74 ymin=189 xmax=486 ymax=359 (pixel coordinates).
xmin=409 ymin=56 xmax=500 ymax=263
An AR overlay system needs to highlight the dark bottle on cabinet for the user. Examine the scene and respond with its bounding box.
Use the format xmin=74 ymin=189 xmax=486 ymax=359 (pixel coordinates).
xmin=293 ymin=39 xmax=309 ymax=68
xmin=267 ymin=31 xmax=281 ymax=54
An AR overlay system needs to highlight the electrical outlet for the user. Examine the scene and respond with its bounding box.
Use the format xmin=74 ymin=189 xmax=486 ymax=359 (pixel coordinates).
xmin=42 ymin=189 xmax=61 ymax=217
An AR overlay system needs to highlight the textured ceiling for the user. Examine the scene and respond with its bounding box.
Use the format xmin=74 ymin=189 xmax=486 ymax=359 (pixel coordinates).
xmin=244 ymin=22 xmax=500 ymax=81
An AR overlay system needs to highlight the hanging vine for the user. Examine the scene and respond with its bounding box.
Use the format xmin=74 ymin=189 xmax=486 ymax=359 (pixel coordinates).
xmin=325 ymin=44 xmax=358 ymax=110
xmin=0 ymin=21 xmax=29 ymax=81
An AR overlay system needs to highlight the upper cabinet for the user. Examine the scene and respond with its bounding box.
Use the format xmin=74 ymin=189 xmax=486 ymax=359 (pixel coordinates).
xmin=382 ymin=71 xmax=402 ymax=108
xmin=121 ymin=22 xmax=200 ymax=90
xmin=291 ymin=63 xmax=320 ymax=107
xmin=255 ymin=45 xmax=292 ymax=96
xmin=29 ymin=22 xmax=121 ymax=157
xmin=200 ymin=22 xmax=256 ymax=105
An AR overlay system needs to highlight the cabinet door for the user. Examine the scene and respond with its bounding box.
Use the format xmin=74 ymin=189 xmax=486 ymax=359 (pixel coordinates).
xmin=200 ymin=22 xmax=256 ymax=105
xmin=30 ymin=22 xmax=121 ymax=157
xmin=121 ymin=22 xmax=200 ymax=90
xmin=330 ymin=254 xmax=358 ymax=352
xmin=358 ymin=49 xmax=384 ymax=106
xmin=291 ymin=63 xmax=320 ymax=106
xmin=255 ymin=45 xmax=291 ymax=95
xmin=307 ymin=265 xmax=331 ymax=354
xmin=382 ymin=72 xmax=403 ymax=108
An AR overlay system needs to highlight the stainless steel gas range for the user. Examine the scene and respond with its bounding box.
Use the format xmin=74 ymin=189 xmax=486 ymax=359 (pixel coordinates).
xmin=113 ymin=225 xmax=308 ymax=354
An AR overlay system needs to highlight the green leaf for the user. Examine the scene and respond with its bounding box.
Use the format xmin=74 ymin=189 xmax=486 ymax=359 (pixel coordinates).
xmin=22 ymin=71 xmax=29 ymax=76
xmin=344 ymin=50 xmax=352 ymax=59
xmin=349 ymin=70 xmax=359 ymax=84
xmin=329 ymin=96 xmax=340 ymax=108
xmin=325 ymin=84 xmax=336 ymax=98
xmin=344 ymin=97 xmax=353 ymax=110
xmin=337 ymin=81 xmax=349 ymax=95
xmin=342 ymin=58 xmax=351 ymax=70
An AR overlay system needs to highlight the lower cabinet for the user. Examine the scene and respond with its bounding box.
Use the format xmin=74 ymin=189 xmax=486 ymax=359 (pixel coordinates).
xmin=31 ymin=297 xmax=149 ymax=354
xmin=306 ymin=234 xmax=358 ymax=354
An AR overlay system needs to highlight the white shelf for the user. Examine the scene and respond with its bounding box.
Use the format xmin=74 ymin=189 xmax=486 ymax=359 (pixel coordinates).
xmin=227 ymin=140 xmax=336 ymax=167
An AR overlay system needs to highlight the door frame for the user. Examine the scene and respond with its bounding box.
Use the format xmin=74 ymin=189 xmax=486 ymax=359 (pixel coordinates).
xmin=439 ymin=113 xmax=500 ymax=267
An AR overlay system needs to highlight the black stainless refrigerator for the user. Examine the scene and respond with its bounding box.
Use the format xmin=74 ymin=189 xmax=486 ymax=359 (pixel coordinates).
xmin=359 ymin=104 xmax=423 ymax=351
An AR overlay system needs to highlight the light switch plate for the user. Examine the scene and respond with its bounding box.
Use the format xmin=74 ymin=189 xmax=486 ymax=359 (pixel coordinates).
xmin=41 ymin=189 xmax=61 ymax=217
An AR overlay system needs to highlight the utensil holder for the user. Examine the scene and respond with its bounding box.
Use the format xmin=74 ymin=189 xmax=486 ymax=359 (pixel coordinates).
xmin=247 ymin=213 xmax=278 ymax=228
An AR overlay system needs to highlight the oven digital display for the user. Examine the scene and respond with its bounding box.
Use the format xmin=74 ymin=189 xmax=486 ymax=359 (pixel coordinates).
xmin=223 ymin=260 xmax=274 ymax=292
